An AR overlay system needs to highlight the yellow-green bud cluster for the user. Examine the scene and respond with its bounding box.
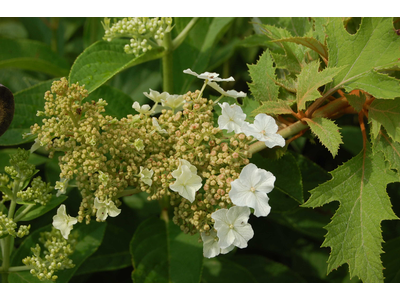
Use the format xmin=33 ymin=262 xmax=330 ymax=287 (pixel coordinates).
xmin=31 ymin=79 xmax=254 ymax=237
xmin=22 ymin=227 xmax=76 ymax=281
xmin=16 ymin=176 xmax=53 ymax=205
xmin=102 ymin=17 xmax=173 ymax=56
xmin=0 ymin=212 xmax=30 ymax=238
xmin=4 ymin=148 xmax=36 ymax=182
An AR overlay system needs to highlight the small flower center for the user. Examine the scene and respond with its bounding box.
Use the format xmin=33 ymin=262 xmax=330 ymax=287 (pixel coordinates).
xmin=250 ymin=186 xmax=256 ymax=193
xmin=229 ymin=224 xmax=234 ymax=229
xmin=261 ymin=130 xmax=266 ymax=135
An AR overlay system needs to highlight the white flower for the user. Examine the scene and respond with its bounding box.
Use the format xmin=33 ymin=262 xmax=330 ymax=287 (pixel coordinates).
xmin=218 ymin=102 xmax=246 ymax=134
xmin=94 ymin=197 xmax=121 ymax=221
xmin=30 ymin=138 xmax=43 ymax=153
xmin=132 ymin=101 xmax=151 ymax=114
xmin=211 ymin=206 xmax=254 ymax=249
xmin=52 ymin=204 xmax=77 ymax=239
xmin=134 ymin=138 xmax=145 ymax=151
xmin=241 ymin=113 xmax=285 ymax=148
xmin=169 ymin=161 xmax=202 ymax=203
xmin=152 ymin=118 xmax=168 ymax=134
xmin=207 ymin=81 xmax=247 ymax=98
xmin=55 ymin=178 xmax=69 ymax=197
xmin=143 ymin=88 xmax=170 ymax=104
xmin=183 ymin=68 xmax=234 ymax=82
xmin=139 ymin=166 xmax=154 ymax=187
xmin=171 ymin=158 xmax=197 ymax=179
xmin=229 ymin=163 xmax=275 ymax=217
xmin=201 ymin=230 xmax=235 ymax=258
xmin=161 ymin=94 xmax=186 ymax=111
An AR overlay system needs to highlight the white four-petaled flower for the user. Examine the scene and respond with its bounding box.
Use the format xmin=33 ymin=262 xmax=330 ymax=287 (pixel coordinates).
xmin=143 ymin=88 xmax=170 ymax=104
xmin=211 ymin=206 xmax=254 ymax=249
xmin=183 ymin=69 xmax=246 ymax=99
xmin=161 ymin=94 xmax=186 ymax=111
xmin=52 ymin=204 xmax=77 ymax=239
xmin=229 ymin=163 xmax=275 ymax=217
xmin=201 ymin=230 xmax=235 ymax=258
xmin=132 ymin=101 xmax=151 ymax=115
xmin=169 ymin=159 xmax=202 ymax=203
xmin=94 ymin=197 xmax=121 ymax=221
xmin=183 ymin=68 xmax=234 ymax=82
xmin=218 ymin=102 xmax=246 ymax=134
xmin=139 ymin=166 xmax=154 ymax=187
xmin=241 ymin=113 xmax=285 ymax=148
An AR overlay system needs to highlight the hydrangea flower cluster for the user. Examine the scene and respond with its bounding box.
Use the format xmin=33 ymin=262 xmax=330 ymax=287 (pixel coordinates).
xmin=22 ymin=227 xmax=76 ymax=281
xmin=102 ymin=17 xmax=173 ymax=56
xmin=30 ymin=69 xmax=285 ymax=259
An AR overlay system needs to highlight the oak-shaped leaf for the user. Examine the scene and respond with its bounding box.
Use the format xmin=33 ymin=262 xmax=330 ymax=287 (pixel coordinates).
xmin=325 ymin=17 xmax=400 ymax=99
xmin=302 ymin=144 xmax=399 ymax=282
xmin=304 ymin=117 xmax=342 ymax=157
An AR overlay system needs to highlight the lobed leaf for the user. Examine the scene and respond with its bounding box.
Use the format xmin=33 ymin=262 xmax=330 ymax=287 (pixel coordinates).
xmin=304 ymin=117 xmax=343 ymax=157
xmin=372 ymin=130 xmax=400 ymax=173
xmin=325 ymin=17 xmax=400 ymax=98
xmin=368 ymin=98 xmax=400 ymax=142
xmin=247 ymin=49 xmax=279 ymax=103
xmin=273 ymin=36 xmax=328 ymax=60
xmin=302 ymin=145 xmax=399 ymax=282
xmin=296 ymin=60 xmax=344 ymax=111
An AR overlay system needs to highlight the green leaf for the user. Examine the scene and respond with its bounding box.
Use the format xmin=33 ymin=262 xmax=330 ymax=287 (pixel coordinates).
xmin=304 ymin=117 xmax=343 ymax=157
xmin=252 ymin=152 xmax=304 ymax=204
xmin=9 ymin=222 xmax=106 ymax=283
xmin=274 ymin=36 xmax=328 ymax=60
xmin=325 ymin=17 xmax=400 ymax=98
xmin=344 ymin=92 xmax=366 ymax=112
xmin=130 ymin=217 xmax=203 ymax=283
xmin=251 ymin=99 xmax=295 ymax=116
xmin=368 ymin=99 xmax=400 ymax=142
xmin=201 ymin=257 xmax=256 ymax=283
xmin=232 ymin=254 xmax=306 ymax=282
xmin=14 ymin=195 xmax=67 ymax=222
xmin=372 ymin=130 xmax=400 ymax=173
xmin=248 ymin=49 xmax=279 ymax=102
xmin=0 ymin=79 xmax=54 ymax=146
xmin=261 ymin=24 xmax=308 ymax=74
xmin=87 ymin=84 xmax=134 ymax=119
xmin=296 ymin=60 xmax=344 ymax=110
xmin=302 ymin=145 xmax=399 ymax=282
xmin=0 ymin=38 xmax=69 ymax=77
xmin=69 ymin=39 xmax=164 ymax=94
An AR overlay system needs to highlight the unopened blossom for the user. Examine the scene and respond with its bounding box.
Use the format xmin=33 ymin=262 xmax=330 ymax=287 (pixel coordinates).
xmin=241 ymin=113 xmax=285 ymax=148
xmin=229 ymin=163 xmax=275 ymax=217
xmin=98 ymin=171 xmax=109 ymax=186
xmin=152 ymin=118 xmax=168 ymax=134
xmin=183 ymin=68 xmax=234 ymax=82
xmin=207 ymin=81 xmax=247 ymax=98
xmin=143 ymin=89 xmax=170 ymax=104
xmin=211 ymin=206 xmax=254 ymax=249
xmin=218 ymin=102 xmax=246 ymax=134
xmin=94 ymin=197 xmax=121 ymax=221
xmin=169 ymin=164 xmax=202 ymax=203
xmin=161 ymin=94 xmax=186 ymax=111
xmin=52 ymin=204 xmax=77 ymax=239
xmin=201 ymin=230 xmax=235 ymax=258
xmin=132 ymin=101 xmax=151 ymax=114
xmin=55 ymin=178 xmax=69 ymax=197
xmin=139 ymin=166 xmax=154 ymax=187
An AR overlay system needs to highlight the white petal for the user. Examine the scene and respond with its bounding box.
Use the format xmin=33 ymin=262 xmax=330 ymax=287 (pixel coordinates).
xmin=252 ymin=192 xmax=271 ymax=217
xmin=232 ymin=223 xmax=254 ymax=248
xmin=96 ymin=206 xmax=108 ymax=221
xmin=201 ymin=231 xmax=221 ymax=258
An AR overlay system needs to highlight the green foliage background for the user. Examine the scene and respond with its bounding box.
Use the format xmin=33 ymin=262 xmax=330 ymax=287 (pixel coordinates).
xmin=0 ymin=17 xmax=399 ymax=283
